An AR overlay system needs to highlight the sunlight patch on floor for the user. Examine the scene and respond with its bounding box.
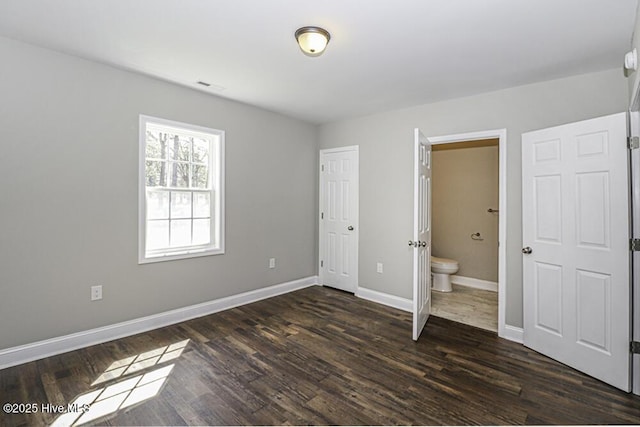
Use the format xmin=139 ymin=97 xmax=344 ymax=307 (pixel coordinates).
xmin=51 ymin=339 xmax=190 ymax=426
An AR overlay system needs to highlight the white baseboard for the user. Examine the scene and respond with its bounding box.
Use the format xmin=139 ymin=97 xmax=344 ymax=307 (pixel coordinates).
xmin=500 ymin=324 xmax=524 ymax=344
xmin=355 ymin=287 xmax=412 ymax=313
xmin=0 ymin=276 xmax=318 ymax=370
xmin=451 ymin=275 xmax=498 ymax=292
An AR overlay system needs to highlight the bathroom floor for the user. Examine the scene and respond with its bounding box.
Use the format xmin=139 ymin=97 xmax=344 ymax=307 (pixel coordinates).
xmin=431 ymin=284 xmax=498 ymax=332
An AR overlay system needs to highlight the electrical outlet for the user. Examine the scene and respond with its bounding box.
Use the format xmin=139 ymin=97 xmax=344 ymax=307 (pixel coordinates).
xmin=91 ymin=285 xmax=102 ymax=301
xmin=376 ymin=262 xmax=383 ymax=273
xmin=269 ymin=258 xmax=276 ymax=269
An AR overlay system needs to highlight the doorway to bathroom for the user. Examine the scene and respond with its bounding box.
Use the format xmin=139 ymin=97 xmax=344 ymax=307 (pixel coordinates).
xmin=426 ymin=129 xmax=507 ymax=336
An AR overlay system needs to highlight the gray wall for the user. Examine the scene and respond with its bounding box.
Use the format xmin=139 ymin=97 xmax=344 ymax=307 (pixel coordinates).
xmin=629 ymin=1 xmax=640 ymax=103
xmin=319 ymin=68 xmax=628 ymax=328
xmin=0 ymin=36 xmax=318 ymax=350
xmin=432 ymin=144 xmax=499 ymax=282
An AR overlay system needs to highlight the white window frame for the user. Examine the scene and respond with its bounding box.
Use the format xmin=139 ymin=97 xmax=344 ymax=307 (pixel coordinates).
xmin=138 ymin=115 xmax=225 ymax=264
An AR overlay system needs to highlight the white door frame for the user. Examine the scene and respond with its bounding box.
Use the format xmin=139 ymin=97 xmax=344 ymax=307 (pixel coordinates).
xmin=427 ymin=129 xmax=508 ymax=338
xmin=629 ymin=89 xmax=640 ymax=395
xmin=318 ymin=145 xmax=359 ymax=292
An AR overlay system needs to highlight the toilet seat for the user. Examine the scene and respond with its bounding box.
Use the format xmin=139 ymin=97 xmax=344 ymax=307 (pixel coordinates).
xmin=431 ymin=256 xmax=458 ymax=268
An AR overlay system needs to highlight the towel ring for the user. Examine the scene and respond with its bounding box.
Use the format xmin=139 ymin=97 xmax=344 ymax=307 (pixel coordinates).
xmin=471 ymin=232 xmax=484 ymax=241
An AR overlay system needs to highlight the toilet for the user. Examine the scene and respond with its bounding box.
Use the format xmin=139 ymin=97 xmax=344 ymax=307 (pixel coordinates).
xmin=431 ymin=256 xmax=459 ymax=292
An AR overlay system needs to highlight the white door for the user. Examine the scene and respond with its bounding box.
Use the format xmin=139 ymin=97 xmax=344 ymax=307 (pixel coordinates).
xmin=319 ymin=147 xmax=359 ymax=293
xmin=522 ymin=112 xmax=630 ymax=391
xmin=412 ymin=129 xmax=432 ymax=340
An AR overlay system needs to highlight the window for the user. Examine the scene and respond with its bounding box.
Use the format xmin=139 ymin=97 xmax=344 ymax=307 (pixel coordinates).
xmin=139 ymin=115 xmax=224 ymax=263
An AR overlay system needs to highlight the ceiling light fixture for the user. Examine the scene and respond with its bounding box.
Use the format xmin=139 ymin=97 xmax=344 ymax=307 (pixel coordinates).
xmin=295 ymin=26 xmax=331 ymax=57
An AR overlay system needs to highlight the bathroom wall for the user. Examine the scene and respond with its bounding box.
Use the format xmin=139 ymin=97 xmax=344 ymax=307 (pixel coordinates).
xmin=431 ymin=140 xmax=499 ymax=283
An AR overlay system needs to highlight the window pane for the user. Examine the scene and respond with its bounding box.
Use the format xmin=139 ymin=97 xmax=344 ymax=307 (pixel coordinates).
xmin=145 ymin=136 xmax=161 ymax=159
xmin=145 ymin=161 xmax=167 ymax=187
xmin=193 ymin=139 xmax=209 ymax=164
xmin=193 ymin=193 xmax=210 ymax=218
xmin=193 ymin=219 xmax=211 ymax=245
xmin=168 ymin=162 xmax=189 ymax=188
xmin=147 ymin=220 xmax=169 ymax=250
xmin=170 ymin=219 xmax=191 ymax=247
xmin=147 ymin=191 xmax=169 ymax=220
xmin=192 ymin=165 xmax=209 ymax=189
xmin=145 ymin=132 xmax=167 ymax=160
xmin=168 ymin=136 xmax=191 ymax=161
xmin=170 ymin=191 xmax=191 ymax=219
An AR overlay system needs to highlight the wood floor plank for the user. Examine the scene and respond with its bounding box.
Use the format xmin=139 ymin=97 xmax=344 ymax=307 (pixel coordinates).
xmin=1 ymin=285 xmax=639 ymax=426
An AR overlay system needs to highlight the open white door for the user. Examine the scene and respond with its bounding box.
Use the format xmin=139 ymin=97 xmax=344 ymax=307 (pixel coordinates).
xmin=412 ymin=129 xmax=432 ymax=341
xmin=522 ymin=113 xmax=630 ymax=391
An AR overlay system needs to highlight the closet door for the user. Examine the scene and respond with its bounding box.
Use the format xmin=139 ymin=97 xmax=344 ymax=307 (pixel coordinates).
xmin=522 ymin=113 xmax=630 ymax=391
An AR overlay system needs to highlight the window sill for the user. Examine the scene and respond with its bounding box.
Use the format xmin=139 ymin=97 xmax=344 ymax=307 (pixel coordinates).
xmin=138 ymin=247 xmax=224 ymax=264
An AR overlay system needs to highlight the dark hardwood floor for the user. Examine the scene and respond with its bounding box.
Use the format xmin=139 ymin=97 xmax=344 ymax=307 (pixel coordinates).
xmin=1 ymin=286 xmax=639 ymax=426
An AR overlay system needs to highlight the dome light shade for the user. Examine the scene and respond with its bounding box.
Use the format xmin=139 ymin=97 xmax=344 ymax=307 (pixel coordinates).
xmin=295 ymin=26 xmax=331 ymax=57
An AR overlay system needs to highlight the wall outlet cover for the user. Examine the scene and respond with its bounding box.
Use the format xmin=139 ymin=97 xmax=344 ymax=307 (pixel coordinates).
xmin=91 ymin=285 xmax=103 ymax=301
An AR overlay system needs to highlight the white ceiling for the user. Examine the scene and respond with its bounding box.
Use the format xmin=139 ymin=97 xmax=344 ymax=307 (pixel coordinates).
xmin=0 ymin=0 xmax=637 ymax=124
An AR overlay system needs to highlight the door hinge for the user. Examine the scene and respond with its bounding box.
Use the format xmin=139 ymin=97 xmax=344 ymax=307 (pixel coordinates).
xmin=631 ymin=341 xmax=640 ymax=354
xmin=321 ymin=212 xmax=324 ymax=219
xmin=320 ymin=260 xmax=324 ymax=267
xmin=631 ymin=238 xmax=640 ymax=251
xmin=628 ymin=136 xmax=640 ymax=150
xmin=321 ymin=164 xmax=325 ymax=172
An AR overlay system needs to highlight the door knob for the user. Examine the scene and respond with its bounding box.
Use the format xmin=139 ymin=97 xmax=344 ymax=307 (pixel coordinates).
xmin=522 ymin=246 xmax=532 ymax=254
xmin=347 ymin=226 xmax=354 ymax=231
xmin=420 ymin=241 xmax=426 ymax=247
xmin=408 ymin=240 xmax=417 ymax=247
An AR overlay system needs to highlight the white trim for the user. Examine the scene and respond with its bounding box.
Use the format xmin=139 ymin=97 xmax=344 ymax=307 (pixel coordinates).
xmin=451 ymin=275 xmax=498 ymax=292
xmin=319 ymin=145 xmax=359 ymax=154
xmin=356 ymin=287 xmax=412 ymax=313
xmin=629 ymin=105 xmax=640 ymax=395
xmin=0 ymin=276 xmax=318 ymax=370
xmin=427 ymin=128 xmax=508 ymax=340
xmin=501 ymin=325 xmax=524 ymax=344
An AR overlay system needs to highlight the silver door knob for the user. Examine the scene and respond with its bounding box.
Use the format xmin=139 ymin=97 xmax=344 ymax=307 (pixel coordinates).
xmin=522 ymin=246 xmax=532 ymax=254
xmin=347 ymin=226 xmax=354 ymax=231
xmin=408 ymin=240 xmax=417 ymax=247
xmin=420 ymin=241 xmax=426 ymax=247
